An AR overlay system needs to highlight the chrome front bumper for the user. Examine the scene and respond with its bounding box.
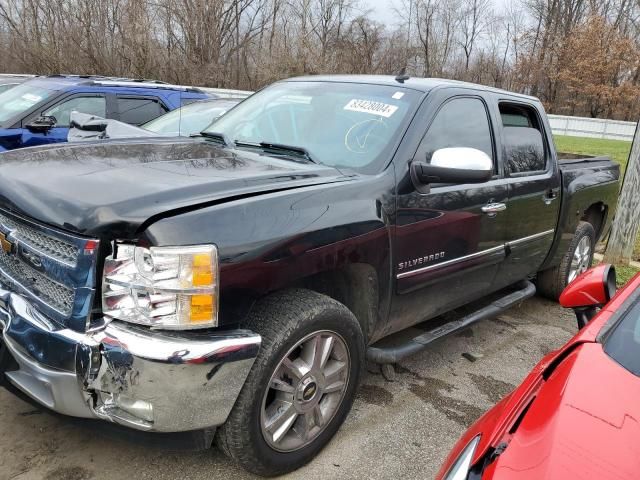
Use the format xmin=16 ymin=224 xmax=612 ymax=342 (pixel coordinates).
xmin=0 ymin=288 xmax=260 ymax=432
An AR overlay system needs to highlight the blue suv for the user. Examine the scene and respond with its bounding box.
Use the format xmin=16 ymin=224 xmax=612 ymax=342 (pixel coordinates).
xmin=0 ymin=75 xmax=211 ymax=151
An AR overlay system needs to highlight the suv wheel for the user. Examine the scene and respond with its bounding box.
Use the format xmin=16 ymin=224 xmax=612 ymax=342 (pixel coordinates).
xmin=216 ymin=289 xmax=364 ymax=477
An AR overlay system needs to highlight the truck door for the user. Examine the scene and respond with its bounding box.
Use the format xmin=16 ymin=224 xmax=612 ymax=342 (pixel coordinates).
xmin=389 ymin=91 xmax=509 ymax=335
xmin=496 ymin=101 xmax=561 ymax=286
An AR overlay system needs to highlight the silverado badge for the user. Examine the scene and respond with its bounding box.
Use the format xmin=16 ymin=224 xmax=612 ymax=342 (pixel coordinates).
xmin=398 ymin=251 xmax=446 ymax=271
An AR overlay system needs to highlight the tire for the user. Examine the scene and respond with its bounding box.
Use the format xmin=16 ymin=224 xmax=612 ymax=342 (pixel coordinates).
xmin=216 ymin=289 xmax=364 ymax=477
xmin=537 ymin=221 xmax=596 ymax=300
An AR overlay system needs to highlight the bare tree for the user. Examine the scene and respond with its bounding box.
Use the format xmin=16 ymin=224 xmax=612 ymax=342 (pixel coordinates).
xmin=459 ymin=0 xmax=491 ymax=76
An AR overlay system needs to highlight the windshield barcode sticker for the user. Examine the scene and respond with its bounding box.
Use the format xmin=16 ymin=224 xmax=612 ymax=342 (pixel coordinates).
xmin=344 ymin=99 xmax=398 ymax=118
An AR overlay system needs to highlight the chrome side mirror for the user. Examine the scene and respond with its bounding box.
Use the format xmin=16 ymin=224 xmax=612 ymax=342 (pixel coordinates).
xmin=411 ymin=148 xmax=493 ymax=185
xmin=431 ymin=147 xmax=493 ymax=172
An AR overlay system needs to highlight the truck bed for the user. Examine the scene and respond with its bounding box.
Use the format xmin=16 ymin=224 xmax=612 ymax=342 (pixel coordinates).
xmin=558 ymin=153 xmax=617 ymax=169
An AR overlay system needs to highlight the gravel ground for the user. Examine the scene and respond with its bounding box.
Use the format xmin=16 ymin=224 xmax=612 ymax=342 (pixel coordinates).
xmin=0 ymin=296 xmax=576 ymax=480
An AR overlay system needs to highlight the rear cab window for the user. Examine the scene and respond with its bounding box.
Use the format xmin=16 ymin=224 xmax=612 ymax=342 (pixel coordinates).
xmin=499 ymin=102 xmax=548 ymax=175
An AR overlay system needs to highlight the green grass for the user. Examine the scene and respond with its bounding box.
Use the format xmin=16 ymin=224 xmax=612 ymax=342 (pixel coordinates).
xmin=553 ymin=135 xmax=632 ymax=173
xmin=553 ymin=134 xmax=640 ymax=261
xmin=613 ymin=264 xmax=640 ymax=287
xmin=595 ymin=259 xmax=640 ymax=287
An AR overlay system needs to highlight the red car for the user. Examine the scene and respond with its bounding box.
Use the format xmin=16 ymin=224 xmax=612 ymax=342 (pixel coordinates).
xmin=437 ymin=264 xmax=640 ymax=480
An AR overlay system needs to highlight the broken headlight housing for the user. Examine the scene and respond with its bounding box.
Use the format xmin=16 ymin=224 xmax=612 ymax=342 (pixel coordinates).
xmin=102 ymin=243 xmax=219 ymax=329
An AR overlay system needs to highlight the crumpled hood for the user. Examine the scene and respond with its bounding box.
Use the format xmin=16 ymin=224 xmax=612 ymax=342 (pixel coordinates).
xmin=0 ymin=138 xmax=347 ymax=236
xmin=487 ymin=343 xmax=640 ymax=480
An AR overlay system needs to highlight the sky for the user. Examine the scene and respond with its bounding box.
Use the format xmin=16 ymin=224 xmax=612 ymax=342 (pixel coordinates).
xmin=362 ymin=0 xmax=399 ymax=25
xmin=361 ymin=0 xmax=511 ymax=26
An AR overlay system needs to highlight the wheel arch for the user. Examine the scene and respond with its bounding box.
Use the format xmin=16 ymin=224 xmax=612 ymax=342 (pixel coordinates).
xmin=295 ymin=263 xmax=380 ymax=343
xmin=581 ymin=202 xmax=607 ymax=242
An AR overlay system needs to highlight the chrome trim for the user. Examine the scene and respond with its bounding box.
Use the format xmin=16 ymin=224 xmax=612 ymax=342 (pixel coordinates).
xmin=395 ymin=229 xmax=556 ymax=279
xmin=397 ymin=245 xmax=505 ymax=279
xmin=1 ymin=287 xmax=262 ymax=433
xmin=507 ymin=229 xmax=555 ymax=246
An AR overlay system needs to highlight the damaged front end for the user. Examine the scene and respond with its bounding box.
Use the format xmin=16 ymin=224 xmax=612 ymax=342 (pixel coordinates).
xmin=1 ymin=295 xmax=260 ymax=432
xmin=0 ymin=208 xmax=260 ymax=433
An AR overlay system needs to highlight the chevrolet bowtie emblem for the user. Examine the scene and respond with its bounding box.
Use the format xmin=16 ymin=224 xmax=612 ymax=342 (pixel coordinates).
xmin=0 ymin=232 xmax=13 ymax=254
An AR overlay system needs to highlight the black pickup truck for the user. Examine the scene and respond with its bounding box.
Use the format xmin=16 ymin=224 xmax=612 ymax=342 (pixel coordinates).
xmin=0 ymin=75 xmax=619 ymax=476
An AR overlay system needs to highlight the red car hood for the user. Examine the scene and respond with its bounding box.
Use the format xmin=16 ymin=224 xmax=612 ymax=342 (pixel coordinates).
xmin=485 ymin=342 xmax=640 ymax=479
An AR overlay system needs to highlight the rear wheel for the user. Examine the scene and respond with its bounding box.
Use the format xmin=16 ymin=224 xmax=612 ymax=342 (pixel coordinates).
xmin=537 ymin=221 xmax=596 ymax=300
xmin=216 ymin=289 xmax=364 ymax=477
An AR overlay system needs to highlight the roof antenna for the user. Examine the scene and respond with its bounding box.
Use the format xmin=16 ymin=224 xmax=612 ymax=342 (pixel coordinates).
xmin=395 ymin=67 xmax=410 ymax=83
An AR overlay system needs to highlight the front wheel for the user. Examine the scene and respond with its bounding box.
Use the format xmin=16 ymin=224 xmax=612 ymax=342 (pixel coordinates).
xmin=216 ymin=289 xmax=364 ymax=477
xmin=537 ymin=221 xmax=596 ymax=300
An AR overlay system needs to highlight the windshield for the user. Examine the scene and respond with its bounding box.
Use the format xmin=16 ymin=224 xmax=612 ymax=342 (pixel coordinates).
xmin=603 ymin=295 xmax=640 ymax=376
xmin=143 ymin=100 xmax=236 ymax=136
xmin=0 ymin=83 xmax=18 ymax=95
xmin=0 ymin=82 xmax=57 ymax=124
xmin=204 ymin=81 xmax=421 ymax=172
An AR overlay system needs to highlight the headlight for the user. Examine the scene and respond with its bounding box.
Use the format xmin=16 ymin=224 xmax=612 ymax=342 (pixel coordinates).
xmin=444 ymin=435 xmax=481 ymax=480
xmin=102 ymin=243 xmax=219 ymax=329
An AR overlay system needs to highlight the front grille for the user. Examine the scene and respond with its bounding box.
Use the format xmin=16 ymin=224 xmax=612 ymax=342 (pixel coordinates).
xmin=0 ymin=209 xmax=99 ymax=331
xmin=0 ymin=250 xmax=74 ymax=315
xmin=0 ymin=212 xmax=79 ymax=265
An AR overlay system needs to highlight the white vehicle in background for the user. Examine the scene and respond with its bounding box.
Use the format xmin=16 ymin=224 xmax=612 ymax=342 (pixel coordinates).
xmin=68 ymin=97 xmax=244 ymax=141
xmin=198 ymin=87 xmax=254 ymax=99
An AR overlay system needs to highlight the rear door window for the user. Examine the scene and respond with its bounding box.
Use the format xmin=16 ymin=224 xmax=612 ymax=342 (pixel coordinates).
xmin=117 ymin=97 xmax=168 ymax=125
xmin=500 ymin=103 xmax=547 ymax=174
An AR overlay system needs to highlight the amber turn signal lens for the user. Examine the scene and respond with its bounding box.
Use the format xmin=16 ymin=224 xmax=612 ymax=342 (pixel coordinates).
xmin=192 ymin=253 xmax=214 ymax=286
xmin=190 ymin=294 xmax=214 ymax=323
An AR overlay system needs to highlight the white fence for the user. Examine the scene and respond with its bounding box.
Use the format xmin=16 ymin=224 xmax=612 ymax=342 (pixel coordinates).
xmin=548 ymin=114 xmax=636 ymax=141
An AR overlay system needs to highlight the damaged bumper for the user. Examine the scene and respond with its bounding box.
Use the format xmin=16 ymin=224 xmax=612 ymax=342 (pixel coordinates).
xmin=0 ymin=288 xmax=260 ymax=432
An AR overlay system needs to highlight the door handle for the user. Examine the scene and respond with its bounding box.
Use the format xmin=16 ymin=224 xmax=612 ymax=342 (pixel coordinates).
xmin=543 ymin=189 xmax=558 ymax=204
xmin=481 ymin=203 xmax=507 ymax=215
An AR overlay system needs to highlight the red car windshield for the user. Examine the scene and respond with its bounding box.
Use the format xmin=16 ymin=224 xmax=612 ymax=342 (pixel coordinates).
xmin=603 ymin=298 xmax=640 ymax=376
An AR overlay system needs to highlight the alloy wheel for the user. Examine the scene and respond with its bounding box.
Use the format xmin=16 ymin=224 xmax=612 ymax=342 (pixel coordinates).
xmin=568 ymin=235 xmax=592 ymax=283
xmin=260 ymin=330 xmax=350 ymax=452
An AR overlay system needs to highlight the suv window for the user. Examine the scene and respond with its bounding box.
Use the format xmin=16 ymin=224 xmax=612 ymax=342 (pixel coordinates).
xmin=500 ymin=103 xmax=546 ymax=174
xmin=43 ymin=96 xmax=106 ymax=127
xmin=117 ymin=97 xmax=167 ymax=125
xmin=418 ymin=97 xmax=494 ymax=164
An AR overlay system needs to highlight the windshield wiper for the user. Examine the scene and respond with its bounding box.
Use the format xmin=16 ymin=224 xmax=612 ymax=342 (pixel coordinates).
xmin=197 ymin=131 xmax=232 ymax=147
xmin=235 ymin=140 xmax=317 ymax=164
